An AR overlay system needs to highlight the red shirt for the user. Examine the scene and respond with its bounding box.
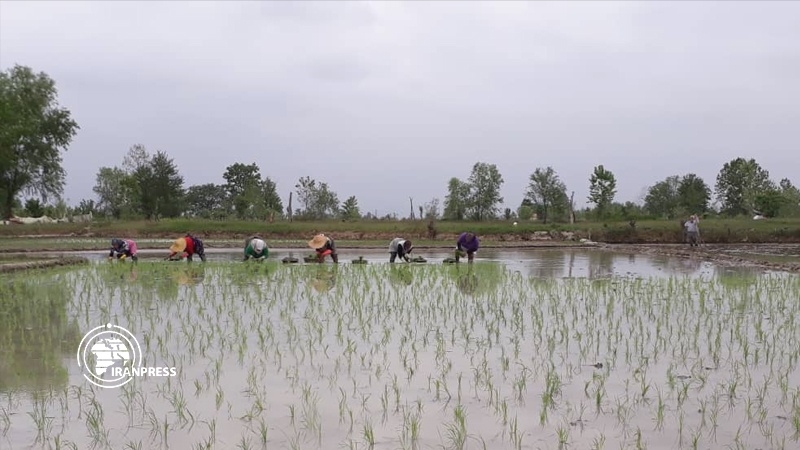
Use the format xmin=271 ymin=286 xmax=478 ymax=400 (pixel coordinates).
xmin=184 ymin=236 xmax=195 ymax=254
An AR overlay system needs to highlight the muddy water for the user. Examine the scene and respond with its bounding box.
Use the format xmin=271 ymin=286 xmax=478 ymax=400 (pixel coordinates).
xmin=1 ymin=252 xmax=798 ymax=450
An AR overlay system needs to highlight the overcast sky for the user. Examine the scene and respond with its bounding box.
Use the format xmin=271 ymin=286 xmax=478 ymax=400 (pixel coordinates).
xmin=2 ymin=1 xmax=799 ymax=216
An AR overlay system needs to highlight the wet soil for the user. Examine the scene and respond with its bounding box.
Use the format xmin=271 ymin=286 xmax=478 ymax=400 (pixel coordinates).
xmin=0 ymin=256 xmax=88 ymax=273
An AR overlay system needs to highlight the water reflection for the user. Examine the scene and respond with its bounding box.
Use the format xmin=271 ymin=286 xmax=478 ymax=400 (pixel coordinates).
xmin=588 ymin=251 xmax=615 ymax=279
xmin=529 ymin=251 xmax=566 ymax=279
xmin=170 ymin=266 xmax=206 ymax=286
xmin=650 ymin=255 xmax=703 ymax=276
xmin=444 ymin=263 xmax=504 ymax=296
xmin=0 ymin=278 xmax=82 ymax=392
xmin=388 ymin=265 xmax=414 ymax=287
xmin=310 ymin=265 xmax=338 ymax=292
xmin=456 ymin=267 xmax=479 ymax=295
xmin=714 ymin=265 xmax=761 ymax=289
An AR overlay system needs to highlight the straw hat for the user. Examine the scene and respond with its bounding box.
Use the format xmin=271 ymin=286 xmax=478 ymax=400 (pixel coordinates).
xmin=308 ymin=234 xmax=328 ymax=249
xmin=169 ymin=237 xmax=186 ymax=253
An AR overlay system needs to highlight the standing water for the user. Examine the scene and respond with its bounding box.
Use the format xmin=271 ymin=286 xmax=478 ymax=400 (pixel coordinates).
xmin=0 ymin=249 xmax=798 ymax=450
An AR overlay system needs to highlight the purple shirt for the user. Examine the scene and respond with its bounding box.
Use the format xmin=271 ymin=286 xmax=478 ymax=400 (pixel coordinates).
xmin=457 ymin=233 xmax=479 ymax=252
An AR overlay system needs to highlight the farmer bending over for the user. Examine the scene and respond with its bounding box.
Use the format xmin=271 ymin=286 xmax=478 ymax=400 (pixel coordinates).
xmin=389 ymin=238 xmax=413 ymax=263
xmin=244 ymin=236 xmax=269 ymax=261
xmin=308 ymin=234 xmax=338 ymax=263
xmin=455 ymin=232 xmax=479 ymax=263
xmin=109 ymin=238 xmax=138 ymax=262
xmin=168 ymin=233 xmax=207 ymax=262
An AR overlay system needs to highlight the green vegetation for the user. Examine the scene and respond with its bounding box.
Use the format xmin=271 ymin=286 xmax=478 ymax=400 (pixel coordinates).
xmin=2 ymin=217 xmax=800 ymax=245
xmin=0 ymin=65 xmax=79 ymax=219
xmin=1 ymin=261 xmax=799 ymax=449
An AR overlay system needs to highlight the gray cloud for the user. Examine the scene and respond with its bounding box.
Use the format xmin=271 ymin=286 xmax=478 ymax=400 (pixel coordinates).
xmin=2 ymin=1 xmax=799 ymax=216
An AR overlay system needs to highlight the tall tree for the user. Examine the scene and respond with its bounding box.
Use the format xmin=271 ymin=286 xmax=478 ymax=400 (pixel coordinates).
xmin=122 ymin=144 xmax=150 ymax=173
xmin=259 ymin=177 xmax=283 ymax=217
xmin=644 ymin=175 xmax=680 ymax=219
xmin=134 ymin=151 xmax=184 ymax=220
xmin=423 ymin=198 xmax=440 ymax=220
xmin=677 ymin=173 xmax=711 ymax=215
xmin=443 ymin=177 xmax=471 ymax=220
xmin=715 ymin=157 xmax=774 ymax=216
xmin=467 ymin=162 xmax=504 ymax=221
xmin=93 ymin=166 xmax=133 ymax=219
xmin=340 ymin=196 xmax=361 ymax=220
xmin=755 ymin=189 xmax=785 ymax=218
xmin=525 ymin=166 xmax=568 ymax=223
xmin=0 ymin=65 xmax=79 ymax=218
xmin=294 ymin=176 xmax=339 ymax=219
xmin=185 ymin=183 xmax=228 ymax=218
xmin=778 ymin=178 xmax=800 ymax=217
xmin=588 ymin=165 xmax=617 ymax=218
xmin=223 ymin=163 xmax=262 ymax=218
xmin=223 ymin=163 xmax=261 ymax=199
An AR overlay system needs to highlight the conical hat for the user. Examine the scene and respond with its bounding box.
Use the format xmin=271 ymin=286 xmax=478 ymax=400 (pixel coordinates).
xmin=169 ymin=237 xmax=186 ymax=253
xmin=308 ymin=234 xmax=327 ymax=249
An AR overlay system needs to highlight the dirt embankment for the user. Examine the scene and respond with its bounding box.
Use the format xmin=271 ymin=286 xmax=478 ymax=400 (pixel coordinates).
xmin=0 ymin=256 xmax=89 ymax=273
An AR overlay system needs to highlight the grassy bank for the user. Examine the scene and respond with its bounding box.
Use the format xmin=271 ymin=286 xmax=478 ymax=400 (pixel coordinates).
xmin=0 ymin=217 xmax=799 ymax=244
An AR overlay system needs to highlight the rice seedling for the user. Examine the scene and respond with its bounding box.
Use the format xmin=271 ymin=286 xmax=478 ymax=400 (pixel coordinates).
xmin=0 ymin=255 xmax=797 ymax=449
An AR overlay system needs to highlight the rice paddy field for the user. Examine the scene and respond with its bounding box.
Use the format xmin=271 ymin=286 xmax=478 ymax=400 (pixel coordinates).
xmin=1 ymin=248 xmax=800 ymax=450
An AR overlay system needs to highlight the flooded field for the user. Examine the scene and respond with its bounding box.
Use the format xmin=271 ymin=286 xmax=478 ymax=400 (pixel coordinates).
xmin=1 ymin=250 xmax=799 ymax=450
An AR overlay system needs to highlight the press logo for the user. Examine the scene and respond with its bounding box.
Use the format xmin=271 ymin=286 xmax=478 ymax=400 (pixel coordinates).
xmin=77 ymin=323 xmax=177 ymax=388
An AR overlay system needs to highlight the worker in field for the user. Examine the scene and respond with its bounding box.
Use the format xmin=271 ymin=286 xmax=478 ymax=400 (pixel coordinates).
xmin=244 ymin=236 xmax=269 ymax=261
xmin=455 ymin=232 xmax=479 ymax=263
xmin=389 ymin=237 xmax=414 ymax=263
xmin=167 ymin=233 xmax=207 ymax=262
xmin=684 ymin=215 xmax=700 ymax=247
xmin=308 ymin=234 xmax=338 ymax=263
xmin=108 ymin=238 xmax=138 ymax=262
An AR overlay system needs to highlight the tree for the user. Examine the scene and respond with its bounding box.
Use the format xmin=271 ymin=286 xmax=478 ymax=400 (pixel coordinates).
xmin=715 ymin=157 xmax=774 ymax=216
xmin=223 ymin=163 xmax=261 ymax=218
xmin=93 ymin=167 xmax=133 ymax=219
xmin=122 ymin=144 xmax=149 ymax=173
xmin=467 ymin=162 xmax=504 ymax=220
xmin=223 ymin=163 xmax=260 ymax=199
xmin=755 ymin=189 xmax=784 ymax=217
xmin=0 ymin=65 xmax=80 ymax=218
xmin=134 ymin=151 xmax=184 ymax=220
xmin=423 ymin=198 xmax=440 ymax=220
xmin=677 ymin=174 xmax=711 ymax=215
xmin=443 ymin=177 xmax=471 ymax=220
xmin=588 ymin=165 xmax=617 ymax=218
xmin=778 ymin=178 xmax=800 ymax=217
xmin=23 ymin=198 xmax=44 ymax=218
xmin=516 ymin=198 xmax=535 ymax=221
xmin=185 ymin=183 xmax=228 ymax=218
xmin=75 ymin=199 xmax=96 ymax=215
xmin=294 ymin=176 xmax=340 ymax=219
xmin=644 ymin=176 xmax=680 ymax=219
xmin=259 ymin=177 xmax=283 ymax=217
xmin=525 ymin=166 xmax=568 ymax=223
xmin=340 ymin=196 xmax=361 ymax=220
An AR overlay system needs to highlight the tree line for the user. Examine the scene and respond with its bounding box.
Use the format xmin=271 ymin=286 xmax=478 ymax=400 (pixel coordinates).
xmin=78 ymin=148 xmax=800 ymax=223
xmin=3 ymin=65 xmax=799 ymax=222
